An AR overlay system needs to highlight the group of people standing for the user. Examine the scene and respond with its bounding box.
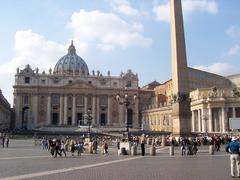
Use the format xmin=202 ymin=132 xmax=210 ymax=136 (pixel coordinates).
xmin=180 ymin=138 xmax=198 ymax=156
xmin=40 ymin=137 xmax=109 ymax=158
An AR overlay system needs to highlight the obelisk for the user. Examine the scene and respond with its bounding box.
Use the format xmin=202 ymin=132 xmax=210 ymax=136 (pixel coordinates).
xmin=170 ymin=0 xmax=191 ymax=135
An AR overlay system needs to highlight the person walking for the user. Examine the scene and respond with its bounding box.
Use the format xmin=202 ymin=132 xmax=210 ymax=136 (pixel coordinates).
xmin=181 ymin=138 xmax=187 ymax=156
xmin=225 ymin=136 xmax=240 ymax=178
xmin=70 ymin=140 xmax=75 ymax=156
xmin=55 ymin=139 xmax=62 ymax=158
xmin=60 ymin=140 xmax=67 ymax=157
xmin=92 ymin=139 xmax=98 ymax=154
xmin=103 ymin=141 xmax=108 ymax=154
xmin=140 ymin=135 xmax=146 ymax=156
xmin=77 ymin=140 xmax=84 ymax=156
xmin=2 ymin=135 xmax=5 ymax=148
xmin=6 ymin=136 xmax=9 ymax=148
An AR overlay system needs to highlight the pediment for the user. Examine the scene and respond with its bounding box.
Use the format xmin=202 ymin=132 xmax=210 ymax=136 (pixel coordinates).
xmin=64 ymin=80 xmax=96 ymax=89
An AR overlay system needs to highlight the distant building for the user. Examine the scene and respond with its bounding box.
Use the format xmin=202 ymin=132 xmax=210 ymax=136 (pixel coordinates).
xmin=0 ymin=90 xmax=11 ymax=131
xmin=140 ymin=71 xmax=240 ymax=134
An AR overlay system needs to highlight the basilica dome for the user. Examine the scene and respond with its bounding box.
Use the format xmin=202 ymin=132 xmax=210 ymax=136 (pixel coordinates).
xmin=53 ymin=41 xmax=89 ymax=75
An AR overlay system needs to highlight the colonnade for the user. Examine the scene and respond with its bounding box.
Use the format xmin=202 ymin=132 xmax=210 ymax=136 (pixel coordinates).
xmin=191 ymin=107 xmax=236 ymax=133
xmin=46 ymin=95 xmax=112 ymax=126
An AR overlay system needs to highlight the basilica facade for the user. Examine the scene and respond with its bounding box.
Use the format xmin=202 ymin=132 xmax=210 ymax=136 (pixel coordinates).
xmin=13 ymin=42 xmax=139 ymax=130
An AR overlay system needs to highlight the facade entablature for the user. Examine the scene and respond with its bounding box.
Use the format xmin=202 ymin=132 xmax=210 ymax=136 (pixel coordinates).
xmin=15 ymin=66 xmax=138 ymax=89
xmin=141 ymin=105 xmax=172 ymax=113
xmin=190 ymin=87 xmax=240 ymax=101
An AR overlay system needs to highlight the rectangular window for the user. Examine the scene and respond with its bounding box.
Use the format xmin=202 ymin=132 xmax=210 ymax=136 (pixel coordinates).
xmin=76 ymin=95 xmax=84 ymax=106
xmin=41 ymin=79 xmax=46 ymax=84
xmin=24 ymin=77 xmax=30 ymax=84
xmin=236 ymin=108 xmax=240 ymax=118
xmin=23 ymin=96 xmax=29 ymax=105
xmin=126 ymin=81 xmax=132 ymax=87
xmin=51 ymin=95 xmax=60 ymax=105
xmin=101 ymin=81 xmax=106 ymax=86
xmin=99 ymin=96 xmax=107 ymax=106
xmin=67 ymin=96 xmax=72 ymax=107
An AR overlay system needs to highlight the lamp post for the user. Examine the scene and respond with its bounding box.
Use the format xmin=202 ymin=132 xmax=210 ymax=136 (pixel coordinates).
xmin=116 ymin=92 xmax=137 ymax=141
xmin=84 ymin=108 xmax=92 ymax=140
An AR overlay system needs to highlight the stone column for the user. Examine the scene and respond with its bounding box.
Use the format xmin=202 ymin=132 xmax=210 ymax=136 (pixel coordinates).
xmin=201 ymin=108 xmax=206 ymax=132
xmin=107 ymin=96 xmax=111 ymax=125
xmin=96 ymin=96 xmax=99 ymax=125
xmin=198 ymin=109 xmax=202 ymax=132
xmin=191 ymin=110 xmax=195 ymax=132
xmin=221 ymin=107 xmax=226 ymax=133
xmin=84 ymin=96 xmax=88 ymax=114
xmin=15 ymin=95 xmax=22 ymax=128
xmin=134 ymin=98 xmax=139 ymax=128
xmin=92 ymin=96 xmax=96 ymax=125
xmin=64 ymin=95 xmax=68 ymax=125
xmin=47 ymin=95 xmax=51 ymax=125
xmin=233 ymin=107 xmax=236 ymax=118
xmin=59 ymin=95 xmax=64 ymax=125
xmin=119 ymin=102 xmax=124 ymax=127
xmin=32 ymin=95 xmax=38 ymax=127
xmin=72 ymin=95 xmax=76 ymax=125
xmin=208 ymin=108 xmax=212 ymax=132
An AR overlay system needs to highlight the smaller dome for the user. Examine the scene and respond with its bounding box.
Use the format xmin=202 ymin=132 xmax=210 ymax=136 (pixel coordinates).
xmin=53 ymin=41 xmax=89 ymax=75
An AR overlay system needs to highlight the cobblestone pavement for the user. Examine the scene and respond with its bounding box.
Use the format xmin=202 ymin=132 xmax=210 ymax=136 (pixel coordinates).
xmin=0 ymin=139 xmax=234 ymax=180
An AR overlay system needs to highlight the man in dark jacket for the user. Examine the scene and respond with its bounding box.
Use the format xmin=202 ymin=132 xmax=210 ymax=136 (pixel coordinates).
xmin=225 ymin=136 xmax=240 ymax=178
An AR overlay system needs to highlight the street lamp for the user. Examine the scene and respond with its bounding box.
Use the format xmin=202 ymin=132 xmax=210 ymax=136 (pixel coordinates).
xmin=84 ymin=108 xmax=92 ymax=140
xmin=116 ymin=92 xmax=137 ymax=141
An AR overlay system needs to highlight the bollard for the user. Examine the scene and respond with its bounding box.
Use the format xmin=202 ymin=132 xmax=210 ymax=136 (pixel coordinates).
xmin=169 ymin=146 xmax=174 ymax=156
xmin=88 ymin=144 xmax=93 ymax=154
xmin=146 ymin=138 xmax=150 ymax=145
xmin=161 ymin=135 xmax=165 ymax=147
xmin=209 ymin=145 xmax=214 ymax=155
xmin=150 ymin=146 xmax=156 ymax=156
xmin=101 ymin=145 xmax=105 ymax=154
xmin=131 ymin=145 xmax=137 ymax=156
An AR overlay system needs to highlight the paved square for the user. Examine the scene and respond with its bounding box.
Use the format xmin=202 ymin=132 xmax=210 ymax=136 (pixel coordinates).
xmin=0 ymin=139 xmax=234 ymax=180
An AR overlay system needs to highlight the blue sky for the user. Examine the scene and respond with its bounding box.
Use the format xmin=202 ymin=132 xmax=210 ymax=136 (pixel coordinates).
xmin=0 ymin=0 xmax=240 ymax=105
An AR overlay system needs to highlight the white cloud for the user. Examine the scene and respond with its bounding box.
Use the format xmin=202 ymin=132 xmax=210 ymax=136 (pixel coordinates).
xmin=228 ymin=44 xmax=240 ymax=56
xmin=14 ymin=30 xmax=66 ymax=70
xmin=153 ymin=0 xmax=218 ymax=23
xmin=152 ymin=2 xmax=170 ymax=22
xmin=0 ymin=30 xmax=67 ymax=104
xmin=226 ymin=25 xmax=240 ymax=38
xmin=107 ymin=0 xmax=139 ymax=16
xmin=193 ymin=63 xmax=235 ymax=76
xmin=106 ymin=0 xmax=149 ymax=17
xmin=67 ymin=10 xmax=152 ymax=50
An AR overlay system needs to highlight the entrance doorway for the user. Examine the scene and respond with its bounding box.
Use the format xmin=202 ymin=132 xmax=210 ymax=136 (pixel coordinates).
xmin=22 ymin=106 xmax=29 ymax=129
xmin=52 ymin=113 xmax=59 ymax=125
xmin=67 ymin=117 xmax=72 ymax=125
xmin=77 ymin=113 xmax=83 ymax=126
xmin=100 ymin=113 xmax=106 ymax=126
xmin=127 ymin=109 xmax=133 ymax=128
